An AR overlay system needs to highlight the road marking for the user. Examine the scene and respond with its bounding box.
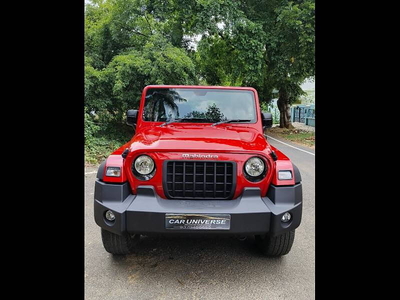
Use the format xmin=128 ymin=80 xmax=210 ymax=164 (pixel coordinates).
xmin=265 ymin=135 xmax=315 ymax=156
xmin=85 ymin=171 xmax=97 ymax=175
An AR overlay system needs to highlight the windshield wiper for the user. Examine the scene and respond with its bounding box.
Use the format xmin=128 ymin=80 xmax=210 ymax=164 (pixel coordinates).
xmin=211 ymin=119 xmax=252 ymax=127
xmin=159 ymin=118 xmax=214 ymax=127
xmin=159 ymin=118 xmax=182 ymax=127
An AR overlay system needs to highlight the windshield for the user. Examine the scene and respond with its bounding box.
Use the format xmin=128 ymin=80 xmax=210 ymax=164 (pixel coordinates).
xmin=143 ymin=88 xmax=256 ymax=123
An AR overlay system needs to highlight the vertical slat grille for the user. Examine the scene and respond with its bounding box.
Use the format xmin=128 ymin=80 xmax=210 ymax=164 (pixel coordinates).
xmin=165 ymin=161 xmax=235 ymax=199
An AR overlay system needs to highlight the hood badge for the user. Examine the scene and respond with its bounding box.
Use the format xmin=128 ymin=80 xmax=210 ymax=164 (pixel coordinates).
xmin=182 ymin=154 xmax=219 ymax=159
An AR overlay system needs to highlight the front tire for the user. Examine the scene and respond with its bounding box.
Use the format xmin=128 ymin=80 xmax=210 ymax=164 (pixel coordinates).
xmin=256 ymin=230 xmax=295 ymax=257
xmin=101 ymin=229 xmax=140 ymax=255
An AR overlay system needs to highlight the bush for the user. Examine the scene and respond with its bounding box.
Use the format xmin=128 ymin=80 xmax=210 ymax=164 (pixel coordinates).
xmin=85 ymin=110 xmax=133 ymax=164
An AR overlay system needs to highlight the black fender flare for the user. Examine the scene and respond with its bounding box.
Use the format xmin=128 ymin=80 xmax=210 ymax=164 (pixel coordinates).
xmin=96 ymin=160 xmax=106 ymax=181
xmin=292 ymin=163 xmax=302 ymax=184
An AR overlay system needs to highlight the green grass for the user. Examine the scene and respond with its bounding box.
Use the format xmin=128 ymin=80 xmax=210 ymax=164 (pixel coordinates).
xmin=282 ymin=132 xmax=315 ymax=147
xmin=267 ymin=128 xmax=315 ymax=148
xmin=85 ymin=122 xmax=134 ymax=165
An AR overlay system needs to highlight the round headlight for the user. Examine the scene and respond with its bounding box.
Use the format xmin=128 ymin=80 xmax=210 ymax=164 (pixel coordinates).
xmin=244 ymin=157 xmax=265 ymax=177
xmin=134 ymin=155 xmax=155 ymax=175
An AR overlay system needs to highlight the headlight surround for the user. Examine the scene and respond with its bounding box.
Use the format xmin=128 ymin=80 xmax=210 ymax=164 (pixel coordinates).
xmin=244 ymin=157 xmax=267 ymax=182
xmin=132 ymin=155 xmax=156 ymax=180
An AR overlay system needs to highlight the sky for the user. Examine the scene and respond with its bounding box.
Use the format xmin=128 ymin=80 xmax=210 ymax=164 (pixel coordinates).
xmin=301 ymin=78 xmax=315 ymax=91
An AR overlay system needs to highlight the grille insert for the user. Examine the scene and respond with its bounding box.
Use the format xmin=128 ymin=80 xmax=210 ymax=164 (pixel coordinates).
xmin=164 ymin=161 xmax=235 ymax=199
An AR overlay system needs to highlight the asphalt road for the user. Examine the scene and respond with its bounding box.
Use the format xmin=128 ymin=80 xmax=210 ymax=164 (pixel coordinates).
xmin=84 ymin=138 xmax=315 ymax=300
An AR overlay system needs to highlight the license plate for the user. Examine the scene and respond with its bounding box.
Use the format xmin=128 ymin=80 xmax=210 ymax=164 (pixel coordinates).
xmin=165 ymin=213 xmax=231 ymax=230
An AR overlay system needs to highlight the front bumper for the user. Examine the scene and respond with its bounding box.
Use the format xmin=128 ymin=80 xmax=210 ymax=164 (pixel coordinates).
xmin=94 ymin=181 xmax=302 ymax=236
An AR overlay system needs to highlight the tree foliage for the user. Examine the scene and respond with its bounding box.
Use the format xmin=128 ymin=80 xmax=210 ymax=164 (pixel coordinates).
xmin=85 ymin=0 xmax=315 ymax=162
xmin=184 ymin=103 xmax=227 ymax=122
xmin=85 ymin=0 xmax=198 ymax=124
xmin=193 ymin=0 xmax=315 ymax=128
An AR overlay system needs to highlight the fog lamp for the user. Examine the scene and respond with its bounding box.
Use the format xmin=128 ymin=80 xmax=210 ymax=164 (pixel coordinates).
xmin=105 ymin=210 xmax=115 ymax=221
xmin=281 ymin=212 xmax=291 ymax=223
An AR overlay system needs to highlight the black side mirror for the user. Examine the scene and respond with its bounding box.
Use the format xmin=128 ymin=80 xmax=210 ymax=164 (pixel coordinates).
xmin=126 ymin=109 xmax=138 ymax=126
xmin=261 ymin=112 xmax=273 ymax=129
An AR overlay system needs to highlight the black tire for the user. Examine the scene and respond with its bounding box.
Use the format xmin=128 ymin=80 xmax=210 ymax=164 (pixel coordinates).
xmin=101 ymin=229 xmax=140 ymax=255
xmin=256 ymin=230 xmax=295 ymax=257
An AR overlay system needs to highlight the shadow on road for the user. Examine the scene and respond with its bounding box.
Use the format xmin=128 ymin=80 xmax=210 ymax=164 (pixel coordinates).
xmin=108 ymin=235 xmax=286 ymax=286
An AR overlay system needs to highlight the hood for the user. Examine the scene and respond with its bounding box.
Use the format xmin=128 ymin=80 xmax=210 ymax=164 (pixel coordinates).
xmin=126 ymin=124 xmax=268 ymax=153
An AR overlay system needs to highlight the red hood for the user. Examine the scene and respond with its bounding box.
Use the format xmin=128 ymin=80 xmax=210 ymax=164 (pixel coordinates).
xmin=123 ymin=124 xmax=270 ymax=153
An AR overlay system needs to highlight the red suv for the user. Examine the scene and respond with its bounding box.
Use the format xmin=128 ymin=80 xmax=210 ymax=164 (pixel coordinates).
xmin=94 ymin=85 xmax=302 ymax=256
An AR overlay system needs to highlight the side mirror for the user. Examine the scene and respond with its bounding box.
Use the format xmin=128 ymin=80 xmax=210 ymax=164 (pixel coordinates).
xmin=126 ymin=109 xmax=138 ymax=127
xmin=261 ymin=112 xmax=273 ymax=129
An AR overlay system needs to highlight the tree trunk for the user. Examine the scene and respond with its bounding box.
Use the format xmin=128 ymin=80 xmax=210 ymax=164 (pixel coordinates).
xmin=277 ymin=88 xmax=294 ymax=129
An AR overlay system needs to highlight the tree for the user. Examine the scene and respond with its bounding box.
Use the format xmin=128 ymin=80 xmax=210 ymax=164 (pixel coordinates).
xmin=184 ymin=103 xmax=227 ymax=122
xmin=265 ymin=1 xmax=315 ymax=128
xmin=85 ymin=0 xmax=198 ymax=123
xmin=192 ymin=0 xmax=315 ymax=128
xmin=195 ymin=37 xmax=241 ymax=86
xmin=85 ymin=0 xmax=314 ymax=128
xmin=144 ymin=89 xmax=187 ymax=121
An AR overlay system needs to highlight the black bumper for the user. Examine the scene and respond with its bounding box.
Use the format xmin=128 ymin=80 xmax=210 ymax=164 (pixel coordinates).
xmin=94 ymin=181 xmax=302 ymax=237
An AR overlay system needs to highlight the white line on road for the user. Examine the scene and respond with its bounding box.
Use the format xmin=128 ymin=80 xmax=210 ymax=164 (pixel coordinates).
xmin=266 ymin=135 xmax=315 ymax=156
xmin=85 ymin=171 xmax=97 ymax=175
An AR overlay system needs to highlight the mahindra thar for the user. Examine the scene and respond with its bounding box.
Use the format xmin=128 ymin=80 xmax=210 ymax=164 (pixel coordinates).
xmin=94 ymin=85 xmax=302 ymax=256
